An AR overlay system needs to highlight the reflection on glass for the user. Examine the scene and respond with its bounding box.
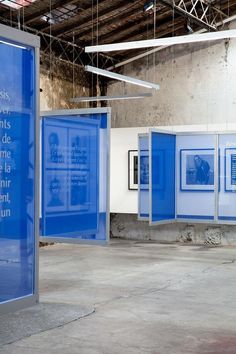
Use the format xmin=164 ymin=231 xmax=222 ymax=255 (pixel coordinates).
xmin=42 ymin=118 xmax=103 ymax=239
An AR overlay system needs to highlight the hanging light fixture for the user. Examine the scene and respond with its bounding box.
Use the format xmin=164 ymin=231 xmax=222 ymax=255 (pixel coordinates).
xmin=69 ymin=93 xmax=153 ymax=102
xmin=85 ymin=29 xmax=236 ymax=53
xmin=85 ymin=65 xmax=160 ymax=90
xmin=143 ymin=1 xmax=154 ymax=12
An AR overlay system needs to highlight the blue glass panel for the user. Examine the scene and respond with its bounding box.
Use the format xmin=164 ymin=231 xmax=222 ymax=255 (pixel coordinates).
xmin=151 ymin=132 xmax=176 ymax=222
xmin=0 ymin=39 xmax=36 ymax=303
xmin=218 ymin=134 xmax=236 ymax=220
xmin=41 ymin=113 xmax=108 ymax=241
xmin=138 ymin=135 xmax=149 ymax=219
xmin=176 ymin=134 xmax=215 ymax=220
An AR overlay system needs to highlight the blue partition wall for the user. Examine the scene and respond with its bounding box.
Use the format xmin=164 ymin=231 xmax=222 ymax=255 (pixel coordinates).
xmin=138 ymin=134 xmax=149 ymax=220
xmin=150 ymin=131 xmax=176 ymax=224
xmin=218 ymin=134 xmax=236 ymax=221
xmin=176 ymin=134 xmax=216 ymax=221
xmin=0 ymin=34 xmax=37 ymax=306
xmin=41 ymin=111 xmax=109 ymax=243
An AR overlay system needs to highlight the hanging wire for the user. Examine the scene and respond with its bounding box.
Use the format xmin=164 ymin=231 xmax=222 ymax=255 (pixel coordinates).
xmin=49 ymin=0 xmax=53 ymax=107
xmin=73 ymin=31 xmax=75 ymax=100
xmin=96 ymin=0 xmax=99 ymax=102
xmin=91 ymin=0 xmax=94 ymax=101
xmin=153 ymin=0 xmax=156 ymax=80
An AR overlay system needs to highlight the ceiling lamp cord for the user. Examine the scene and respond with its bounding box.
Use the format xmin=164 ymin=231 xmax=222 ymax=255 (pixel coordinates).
xmin=96 ymin=0 xmax=99 ymax=105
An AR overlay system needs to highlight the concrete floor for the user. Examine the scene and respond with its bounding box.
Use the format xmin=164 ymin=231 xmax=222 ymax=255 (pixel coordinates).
xmin=1 ymin=239 xmax=236 ymax=354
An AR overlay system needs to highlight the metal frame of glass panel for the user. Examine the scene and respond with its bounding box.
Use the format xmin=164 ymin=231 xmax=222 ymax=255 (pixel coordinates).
xmin=149 ymin=129 xmax=236 ymax=226
xmin=39 ymin=108 xmax=110 ymax=244
xmin=0 ymin=24 xmax=40 ymax=314
xmin=138 ymin=133 xmax=149 ymax=221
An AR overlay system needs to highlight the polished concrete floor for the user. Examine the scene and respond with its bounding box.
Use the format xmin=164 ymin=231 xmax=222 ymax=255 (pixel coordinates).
xmin=1 ymin=240 xmax=236 ymax=354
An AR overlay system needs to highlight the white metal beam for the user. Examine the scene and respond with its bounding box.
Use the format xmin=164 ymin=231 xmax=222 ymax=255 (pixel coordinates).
xmin=85 ymin=29 xmax=236 ymax=53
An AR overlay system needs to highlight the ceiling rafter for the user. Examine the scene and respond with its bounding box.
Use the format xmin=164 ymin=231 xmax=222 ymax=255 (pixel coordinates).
xmin=81 ymin=7 xmax=180 ymax=47
xmin=39 ymin=0 xmax=116 ymax=34
xmin=61 ymin=0 xmax=147 ymax=40
xmin=23 ymin=0 xmax=80 ymax=24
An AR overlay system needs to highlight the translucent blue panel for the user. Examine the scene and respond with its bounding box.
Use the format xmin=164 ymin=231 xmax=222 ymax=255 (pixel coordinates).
xmin=150 ymin=132 xmax=176 ymax=223
xmin=0 ymin=39 xmax=36 ymax=303
xmin=41 ymin=113 xmax=108 ymax=242
xmin=218 ymin=134 xmax=236 ymax=221
xmin=138 ymin=135 xmax=149 ymax=219
xmin=176 ymin=135 xmax=215 ymax=220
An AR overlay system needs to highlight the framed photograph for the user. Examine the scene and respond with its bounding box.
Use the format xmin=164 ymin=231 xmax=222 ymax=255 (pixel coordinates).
xmin=128 ymin=150 xmax=138 ymax=190
xmin=180 ymin=149 xmax=214 ymax=191
xmin=225 ymin=148 xmax=236 ymax=192
xmin=140 ymin=149 xmax=149 ymax=190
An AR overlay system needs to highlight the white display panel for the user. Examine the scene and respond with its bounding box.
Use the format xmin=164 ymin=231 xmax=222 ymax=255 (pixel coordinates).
xmin=218 ymin=134 xmax=236 ymax=221
xmin=176 ymin=134 xmax=216 ymax=221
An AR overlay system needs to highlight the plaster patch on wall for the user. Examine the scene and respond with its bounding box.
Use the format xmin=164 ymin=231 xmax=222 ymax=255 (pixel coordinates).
xmin=178 ymin=225 xmax=195 ymax=243
xmin=204 ymin=227 xmax=223 ymax=245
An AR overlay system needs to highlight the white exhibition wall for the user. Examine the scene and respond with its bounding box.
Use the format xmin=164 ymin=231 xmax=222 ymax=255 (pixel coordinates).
xmin=110 ymin=123 xmax=236 ymax=214
xmin=111 ymin=127 xmax=148 ymax=214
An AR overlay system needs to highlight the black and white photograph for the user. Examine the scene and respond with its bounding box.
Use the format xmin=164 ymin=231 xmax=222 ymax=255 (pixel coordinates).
xmin=128 ymin=150 xmax=138 ymax=190
xmin=181 ymin=149 xmax=214 ymax=191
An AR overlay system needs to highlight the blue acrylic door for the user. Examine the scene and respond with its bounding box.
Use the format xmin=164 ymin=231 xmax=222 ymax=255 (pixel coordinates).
xmin=0 ymin=38 xmax=36 ymax=303
xmin=41 ymin=113 xmax=109 ymax=242
xmin=150 ymin=131 xmax=176 ymax=224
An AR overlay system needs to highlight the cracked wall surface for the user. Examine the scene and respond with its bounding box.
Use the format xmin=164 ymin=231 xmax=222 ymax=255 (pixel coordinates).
xmin=40 ymin=54 xmax=90 ymax=111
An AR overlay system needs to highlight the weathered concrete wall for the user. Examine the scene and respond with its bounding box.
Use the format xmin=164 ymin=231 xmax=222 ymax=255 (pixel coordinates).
xmin=111 ymin=214 xmax=236 ymax=246
xmin=40 ymin=54 xmax=90 ymax=111
xmin=108 ymin=21 xmax=236 ymax=244
xmin=108 ymin=22 xmax=236 ymax=128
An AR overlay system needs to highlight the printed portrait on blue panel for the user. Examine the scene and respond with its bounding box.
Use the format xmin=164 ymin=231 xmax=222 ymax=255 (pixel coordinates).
xmin=181 ymin=149 xmax=214 ymax=191
xmin=225 ymin=148 xmax=236 ymax=192
xmin=45 ymin=125 xmax=67 ymax=169
xmin=140 ymin=156 xmax=149 ymax=185
xmin=45 ymin=173 xmax=67 ymax=213
xmin=69 ymin=129 xmax=89 ymax=169
xmin=68 ymin=173 xmax=89 ymax=211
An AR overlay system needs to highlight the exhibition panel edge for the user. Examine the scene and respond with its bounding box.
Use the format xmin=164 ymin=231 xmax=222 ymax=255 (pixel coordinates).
xmin=149 ymin=128 xmax=177 ymax=226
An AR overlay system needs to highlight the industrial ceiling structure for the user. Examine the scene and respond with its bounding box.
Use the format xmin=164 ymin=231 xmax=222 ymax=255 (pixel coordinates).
xmin=0 ymin=0 xmax=236 ymax=69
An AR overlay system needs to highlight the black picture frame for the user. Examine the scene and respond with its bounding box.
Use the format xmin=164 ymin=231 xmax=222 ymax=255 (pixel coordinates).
xmin=128 ymin=150 xmax=138 ymax=190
